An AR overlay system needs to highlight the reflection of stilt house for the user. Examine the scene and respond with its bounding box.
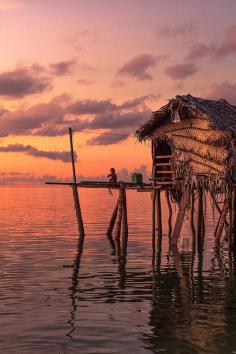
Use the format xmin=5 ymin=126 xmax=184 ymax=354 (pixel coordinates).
xmin=136 ymin=94 xmax=236 ymax=246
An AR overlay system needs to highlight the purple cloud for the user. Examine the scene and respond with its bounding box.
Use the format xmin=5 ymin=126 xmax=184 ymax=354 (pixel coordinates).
xmin=0 ymin=94 xmax=152 ymax=144
xmin=0 ymin=67 xmax=51 ymax=98
xmin=165 ymin=62 xmax=198 ymax=79
xmin=0 ymin=144 xmax=75 ymax=162
xmin=49 ymin=60 xmax=76 ymax=76
xmin=118 ymin=54 xmax=160 ymax=80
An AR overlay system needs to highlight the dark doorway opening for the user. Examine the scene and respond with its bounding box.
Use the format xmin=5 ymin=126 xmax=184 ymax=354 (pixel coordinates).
xmin=153 ymin=140 xmax=173 ymax=183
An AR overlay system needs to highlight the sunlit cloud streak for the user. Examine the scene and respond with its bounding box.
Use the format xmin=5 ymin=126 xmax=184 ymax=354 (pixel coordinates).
xmin=0 ymin=95 xmax=154 ymax=143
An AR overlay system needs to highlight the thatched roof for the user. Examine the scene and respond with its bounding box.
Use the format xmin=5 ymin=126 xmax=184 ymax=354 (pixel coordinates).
xmin=136 ymin=94 xmax=236 ymax=141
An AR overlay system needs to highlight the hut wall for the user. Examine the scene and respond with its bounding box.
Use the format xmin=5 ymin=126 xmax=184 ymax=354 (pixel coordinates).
xmin=152 ymin=118 xmax=230 ymax=175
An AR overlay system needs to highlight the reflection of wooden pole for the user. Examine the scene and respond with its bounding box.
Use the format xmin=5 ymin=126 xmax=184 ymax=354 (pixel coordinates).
xmin=215 ymin=196 xmax=230 ymax=246
xmin=106 ymin=201 xmax=118 ymax=235
xmin=197 ymin=186 xmax=204 ymax=250
xmin=69 ymin=128 xmax=84 ymax=237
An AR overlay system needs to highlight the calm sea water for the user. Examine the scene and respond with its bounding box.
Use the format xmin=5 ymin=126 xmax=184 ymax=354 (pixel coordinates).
xmin=0 ymin=185 xmax=236 ymax=354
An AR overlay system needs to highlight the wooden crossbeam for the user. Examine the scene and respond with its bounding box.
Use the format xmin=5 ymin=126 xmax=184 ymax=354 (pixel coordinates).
xmin=156 ymin=170 xmax=175 ymax=174
xmin=156 ymin=155 xmax=173 ymax=159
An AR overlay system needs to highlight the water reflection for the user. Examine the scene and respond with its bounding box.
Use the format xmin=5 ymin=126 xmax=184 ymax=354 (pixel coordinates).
xmin=2 ymin=187 xmax=236 ymax=353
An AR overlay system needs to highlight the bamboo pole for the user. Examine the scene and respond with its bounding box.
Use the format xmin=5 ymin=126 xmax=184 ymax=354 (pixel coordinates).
xmin=106 ymin=201 xmax=118 ymax=235
xmin=69 ymin=127 xmax=84 ymax=237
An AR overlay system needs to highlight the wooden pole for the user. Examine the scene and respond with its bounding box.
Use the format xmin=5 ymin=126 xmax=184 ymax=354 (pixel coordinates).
xmin=232 ymin=187 xmax=236 ymax=253
xmin=69 ymin=127 xmax=84 ymax=237
xmin=114 ymin=186 xmax=123 ymax=241
xmin=171 ymin=185 xmax=190 ymax=246
xmin=152 ymin=190 xmax=156 ymax=254
xmin=106 ymin=201 xmax=118 ymax=236
xmin=190 ymin=188 xmax=196 ymax=252
xmin=121 ymin=184 xmax=128 ymax=260
xmin=166 ymin=190 xmax=172 ymax=241
xmin=156 ymin=189 xmax=162 ymax=237
xmin=197 ymin=186 xmax=204 ymax=251
xmin=69 ymin=127 xmax=77 ymax=184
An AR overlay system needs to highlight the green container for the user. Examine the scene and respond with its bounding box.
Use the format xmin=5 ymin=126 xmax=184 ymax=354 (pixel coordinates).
xmin=131 ymin=173 xmax=143 ymax=184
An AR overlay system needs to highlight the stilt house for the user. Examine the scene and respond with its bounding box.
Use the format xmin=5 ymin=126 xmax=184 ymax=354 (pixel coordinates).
xmin=136 ymin=94 xmax=236 ymax=191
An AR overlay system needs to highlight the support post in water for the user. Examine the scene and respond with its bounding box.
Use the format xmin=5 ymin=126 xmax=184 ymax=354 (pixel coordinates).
xmin=232 ymin=186 xmax=236 ymax=253
xmin=156 ymin=189 xmax=162 ymax=236
xmin=69 ymin=127 xmax=85 ymax=237
xmin=106 ymin=201 xmax=118 ymax=236
xmin=171 ymin=184 xmax=190 ymax=246
xmin=121 ymin=183 xmax=128 ymax=260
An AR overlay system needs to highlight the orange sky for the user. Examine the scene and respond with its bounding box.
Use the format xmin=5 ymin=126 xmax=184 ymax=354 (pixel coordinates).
xmin=0 ymin=0 xmax=236 ymax=182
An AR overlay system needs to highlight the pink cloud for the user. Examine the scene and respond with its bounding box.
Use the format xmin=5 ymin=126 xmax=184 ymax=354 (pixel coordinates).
xmin=118 ymin=54 xmax=161 ymax=81
xmin=165 ymin=62 xmax=198 ymax=79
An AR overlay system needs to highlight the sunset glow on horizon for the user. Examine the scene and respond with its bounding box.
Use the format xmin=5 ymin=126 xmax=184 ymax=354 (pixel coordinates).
xmin=0 ymin=0 xmax=236 ymax=182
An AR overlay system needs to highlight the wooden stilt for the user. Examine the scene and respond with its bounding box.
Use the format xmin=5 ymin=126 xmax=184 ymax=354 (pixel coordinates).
xmin=166 ymin=190 xmax=172 ymax=241
xmin=106 ymin=201 xmax=118 ymax=235
xmin=215 ymin=196 xmax=230 ymax=246
xmin=156 ymin=189 xmax=162 ymax=237
xmin=171 ymin=185 xmax=190 ymax=245
xmin=232 ymin=187 xmax=236 ymax=253
xmin=72 ymin=185 xmax=85 ymax=237
xmin=197 ymin=187 xmax=204 ymax=251
xmin=69 ymin=128 xmax=84 ymax=237
xmin=190 ymin=188 xmax=196 ymax=252
xmin=114 ymin=186 xmax=123 ymax=241
xmin=121 ymin=184 xmax=128 ymax=260
xmin=152 ymin=190 xmax=156 ymax=254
